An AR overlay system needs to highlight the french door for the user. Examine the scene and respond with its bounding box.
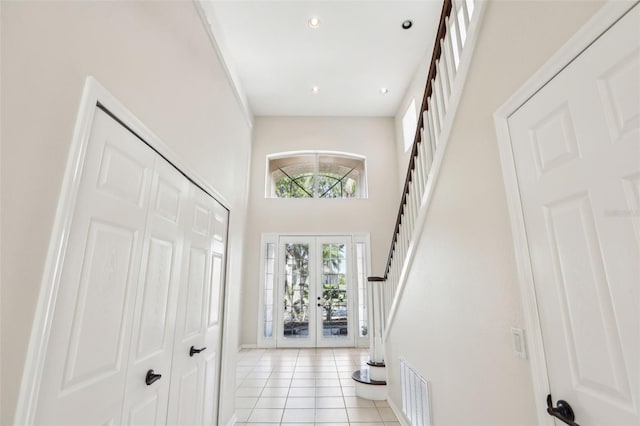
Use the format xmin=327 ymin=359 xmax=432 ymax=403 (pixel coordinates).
xmin=276 ymin=236 xmax=355 ymax=348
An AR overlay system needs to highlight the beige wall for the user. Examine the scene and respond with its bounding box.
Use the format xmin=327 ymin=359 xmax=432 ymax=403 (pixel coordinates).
xmin=0 ymin=1 xmax=252 ymax=424
xmin=394 ymin=54 xmax=430 ymax=190
xmin=385 ymin=1 xmax=605 ymax=424
xmin=240 ymin=116 xmax=399 ymax=346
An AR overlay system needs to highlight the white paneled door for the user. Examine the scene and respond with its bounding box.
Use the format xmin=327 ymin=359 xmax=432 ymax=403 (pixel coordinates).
xmin=35 ymin=108 xmax=156 ymax=425
xmin=34 ymin=107 xmax=228 ymax=425
xmin=508 ymin=4 xmax=639 ymax=425
xmin=121 ymin=157 xmax=189 ymax=425
xmin=166 ymin=185 xmax=228 ymax=426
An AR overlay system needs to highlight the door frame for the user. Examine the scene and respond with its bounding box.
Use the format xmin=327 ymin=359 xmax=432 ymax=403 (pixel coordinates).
xmin=313 ymin=236 xmax=354 ymax=348
xmin=276 ymin=235 xmax=319 ymax=349
xmin=257 ymin=233 xmax=370 ymax=349
xmin=15 ymin=77 xmax=232 ymax=425
xmin=275 ymin=235 xmax=356 ymax=348
xmin=254 ymin=232 xmax=371 ymax=349
xmin=493 ymin=2 xmax=638 ymax=424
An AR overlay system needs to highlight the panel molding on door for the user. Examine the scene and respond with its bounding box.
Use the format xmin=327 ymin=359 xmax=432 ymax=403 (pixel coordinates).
xmin=167 ymin=185 xmax=229 ymax=425
xmin=34 ymin=108 xmax=156 ymax=425
xmin=495 ymin=3 xmax=640 ymax=425
xmin=121 ymin=156 xmax=190 ymax=425
xmin=19 ymin=78 xmax=232 ymax=426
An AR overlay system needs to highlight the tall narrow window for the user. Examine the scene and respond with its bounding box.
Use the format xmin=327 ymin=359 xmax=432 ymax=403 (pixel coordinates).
xmin=267 ymin=152 xmax=367 ymax=199
xmin=402 ymin=98 xmax=418 ymax=152
xmin=263 ymin=242 xmax=275 ymax=338
xmin=356 ymin=242 xmax=368 ymax=338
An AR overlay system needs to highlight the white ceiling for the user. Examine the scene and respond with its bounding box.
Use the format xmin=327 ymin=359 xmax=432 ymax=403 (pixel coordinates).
xmin=201 ymin=1 xmax=442 ymax=117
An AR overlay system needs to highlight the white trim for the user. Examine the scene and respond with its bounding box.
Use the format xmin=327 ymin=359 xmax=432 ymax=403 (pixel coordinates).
xmin=492 ymin=2 xmax=638 ymax=425
xmin=383 ymin=0 xmax=488 ymax=340
xmin=265 ymin=150 xmax=369 ymax=199
xmin=15 ymin=77 xmax=97 ymax=426
xmin=193 ymin=0 xmax=254 ymax=129
xmin=256 ymin=233 xmax=278 ymax=349
xmin=353 ymin=233 xmax=372 ymax=348
xmin=225 ymin=414 xmax=238 ymax=426
xmin=266 ymin=150 xmax=367 ymax=162
xmin=239 ymin=344 xmax=258 ymax=350
xmin=255 ymin=233 xmax=370 ymax=349
xmin=387 ymin=395 xmax=411 ymax=426
xmin=15 ymin=77 xmax=232 ymax=425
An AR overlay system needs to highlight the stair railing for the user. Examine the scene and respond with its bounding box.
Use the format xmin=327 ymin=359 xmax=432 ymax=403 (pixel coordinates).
xmin=367 ymin=0 xmax=484 ymax=362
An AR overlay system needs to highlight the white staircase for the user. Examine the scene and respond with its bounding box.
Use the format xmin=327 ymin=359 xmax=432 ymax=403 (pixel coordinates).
xmin=352 ymin=277 xmax=388 ymax=400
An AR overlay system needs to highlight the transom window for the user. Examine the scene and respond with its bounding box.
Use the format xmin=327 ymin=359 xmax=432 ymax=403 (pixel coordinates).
xmin=266 ymin=152 xmax=367 ymax=199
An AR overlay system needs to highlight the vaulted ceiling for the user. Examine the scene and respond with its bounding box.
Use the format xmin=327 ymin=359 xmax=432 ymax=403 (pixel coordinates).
xmin=200 ymin=1 xmax=442 ymax=117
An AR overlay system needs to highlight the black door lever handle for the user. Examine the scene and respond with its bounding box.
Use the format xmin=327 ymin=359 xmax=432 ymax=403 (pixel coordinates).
xmin=546 ymin=394 xmax=579 ymax=426
xmin=190 ymin=346 xmax=207 ymax=357
xmin=145 ymin=369 xmax=162 ymax=386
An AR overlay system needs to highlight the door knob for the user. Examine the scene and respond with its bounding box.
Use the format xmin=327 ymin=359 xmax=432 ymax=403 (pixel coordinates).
xmin=546 ymin=394 xmax=579 ymax=426
xmin=190 ymin=346 xmax=207 ymax=357
xmin=145 ymin=369 xmax=162 ymax=386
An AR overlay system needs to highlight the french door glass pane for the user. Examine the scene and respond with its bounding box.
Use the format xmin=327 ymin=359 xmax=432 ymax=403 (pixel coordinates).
xmin=283 ymin=243 xmax=310 ymax=338
xmin=321 ymin=243 xmax=348 ymax=338
xmin=356 ymin=242 xmax=368 ymax=337
xmin=263 ymin=242 xmax=275 ymax=338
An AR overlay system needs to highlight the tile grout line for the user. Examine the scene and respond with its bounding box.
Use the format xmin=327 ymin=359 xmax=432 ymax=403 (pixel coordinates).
xmin=235 ymin=347 xmax=394 ymax=425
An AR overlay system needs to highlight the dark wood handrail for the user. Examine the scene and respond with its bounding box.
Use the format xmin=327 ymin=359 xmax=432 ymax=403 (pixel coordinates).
xmin=383 ymin=0 xmax=453 ymax=279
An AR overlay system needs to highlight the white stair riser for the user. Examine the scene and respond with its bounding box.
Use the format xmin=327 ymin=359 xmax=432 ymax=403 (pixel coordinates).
xmin=369 ymin=365 xmax=386 ymax=381
xmin=355 ymin=381 xmax=387 ymax=400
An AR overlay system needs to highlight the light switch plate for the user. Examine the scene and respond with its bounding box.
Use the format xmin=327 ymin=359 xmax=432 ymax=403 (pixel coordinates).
xmin=511 ymin=327 xmax=527 ymax=359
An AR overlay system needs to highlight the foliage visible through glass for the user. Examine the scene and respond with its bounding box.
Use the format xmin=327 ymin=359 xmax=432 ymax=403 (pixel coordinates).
xmin=321 ymin=243 xmax=348 ymax=338
xmin=283 ymin=243 xmax=310 ymax=338
xmin=270 ymin=154 xmax=364 ymax=199
xmin=275 ymin=173 xmax=314 ymax=198
xmin=275 ymin=172 xmax=358 ymax=199
xmin=263 ymin=243 xmax=275 ymax=338
xmin=282 ymin=242 xmax=349 ymax=339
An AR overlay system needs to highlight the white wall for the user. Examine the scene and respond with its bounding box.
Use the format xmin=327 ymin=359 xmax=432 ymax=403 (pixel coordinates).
xmin=240 ymin=116 xmax=399 ymax=346
xmin=385 ymin=1 xmax=605 ymax=424
xmin=394 ymin=54 xmax=430 ymax=190
xmin=0 ymin=1 xmax=252 ymax=424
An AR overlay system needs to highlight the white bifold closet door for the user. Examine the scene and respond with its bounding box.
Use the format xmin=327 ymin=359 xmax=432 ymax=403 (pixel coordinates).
xmin=121 ymin=156 xmax=190 ymax=424
xmin=166 ymin=183 xmax=227 ymax=426
xmin=33 ymin=107 xmax=228 ymax=425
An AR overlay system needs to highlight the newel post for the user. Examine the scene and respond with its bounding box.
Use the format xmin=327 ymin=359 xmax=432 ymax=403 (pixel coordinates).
xmin=367 ymin=276 xmax=386 ymax=364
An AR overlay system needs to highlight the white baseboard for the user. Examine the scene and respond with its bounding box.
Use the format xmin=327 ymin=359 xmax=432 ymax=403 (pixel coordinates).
xmin=225 ymin=414 xmax=238 ymax=426
xmin=239 ymin=343 xmax=257 ymax=350
xmin=387 ymin=396 xmax=410 ymax=426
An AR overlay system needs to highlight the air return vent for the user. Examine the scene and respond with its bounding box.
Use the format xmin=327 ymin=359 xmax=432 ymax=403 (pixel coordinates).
xmin=400 ymin=358 xmax=431 ymax=426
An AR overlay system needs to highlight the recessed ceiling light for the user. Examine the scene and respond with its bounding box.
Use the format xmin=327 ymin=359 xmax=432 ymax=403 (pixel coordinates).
xmin=312 ymin=86 xmax=320 ymax=94
xmin=402 ymin=19 xmax=413 ymax=30
xmin=308 ymin=17 xmax=320 ymax=29
xmin=380 ymin=88 xmax=389 ymax=94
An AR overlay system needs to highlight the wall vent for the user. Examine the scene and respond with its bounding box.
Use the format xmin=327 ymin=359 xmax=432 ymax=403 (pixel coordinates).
xmin=400 ymin=358 xmax=431 ymax=426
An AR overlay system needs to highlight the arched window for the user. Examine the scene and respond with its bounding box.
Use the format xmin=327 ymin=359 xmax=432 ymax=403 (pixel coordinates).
xmin=266 ymin=152 xmax=367 ymax=199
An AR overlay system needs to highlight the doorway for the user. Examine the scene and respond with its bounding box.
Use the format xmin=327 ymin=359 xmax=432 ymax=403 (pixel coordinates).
xmin=496 ymin=3 xmax=639 ymax=424
xmin=19 ymin=79 xmax=230 ymax=425
xmin=275 ymin=236 xmax=356 ymax=348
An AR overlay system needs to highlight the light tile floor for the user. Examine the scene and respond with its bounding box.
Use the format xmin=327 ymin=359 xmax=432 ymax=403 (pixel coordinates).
xmin=235 ymin=348 xmax=400 ymax=425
